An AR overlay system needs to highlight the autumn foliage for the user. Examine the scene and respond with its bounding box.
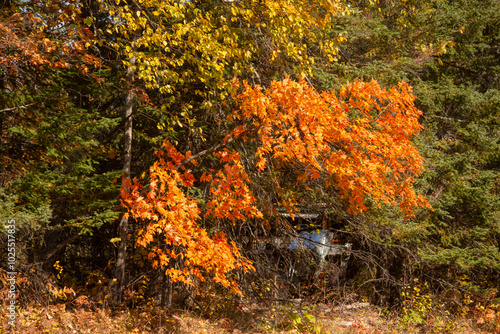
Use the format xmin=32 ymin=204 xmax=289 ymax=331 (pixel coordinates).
xmin=0 ymin=2 xmax=98 ymax=75
xmin=120 ymin=142 xmax=255 ymax=293
xmin=120 ymin=77 xmax=429 ymax=293
xmin=4 ymin=0 xmax=500 ymax=331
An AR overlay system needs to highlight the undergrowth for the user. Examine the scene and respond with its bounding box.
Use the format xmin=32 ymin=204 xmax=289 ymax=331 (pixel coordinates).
xmin=1 ymin=270 xmax=499 ymax=334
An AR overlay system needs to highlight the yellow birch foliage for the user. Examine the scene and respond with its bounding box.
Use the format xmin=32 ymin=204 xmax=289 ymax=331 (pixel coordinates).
xmin=99 ymin=0 xmax=345 ymax=100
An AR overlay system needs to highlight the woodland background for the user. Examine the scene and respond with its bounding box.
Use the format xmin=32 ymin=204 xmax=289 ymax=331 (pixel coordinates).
xmin=1 ymin=0 xmax=499 ymax=332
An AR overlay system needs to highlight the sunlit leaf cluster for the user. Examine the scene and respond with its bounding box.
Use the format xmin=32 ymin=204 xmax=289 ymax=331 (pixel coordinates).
xmin=232 ymin=77 xmax=430 ymax=216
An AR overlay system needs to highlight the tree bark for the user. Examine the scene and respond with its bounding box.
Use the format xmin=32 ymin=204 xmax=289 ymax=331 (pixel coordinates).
xmin=112 ymin=55 xmax=135 ymax=304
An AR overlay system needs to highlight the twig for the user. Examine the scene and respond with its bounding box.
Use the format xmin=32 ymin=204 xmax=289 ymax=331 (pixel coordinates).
xmin=0 ymin=103 xmax=35 ymax=113
xmin=431 ymin=115 xmax=466 ymax=123
xmin=124 ymin=129 xmax=251 ymax=199
xmin=425 ymin=274 xmax=490 ymax=303
xmin=177 ymin=136 xmax=236 ymax=170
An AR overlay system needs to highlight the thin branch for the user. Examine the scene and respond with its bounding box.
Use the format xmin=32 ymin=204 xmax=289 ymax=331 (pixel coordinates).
xmin=434 ymin=57 xmax=478 ymax=75
xmin=124 ymin=129 xmax=251 ymax=199
xmin=177 ymin=136 xmax=236 ymax=170
xmin=431 ymin=115 xmax=466 ymax=123
xmin=0 ymin=103 xmax=35 ymax=113
xmin=177 ymin=127 xmax=257 ymax=170
xmin=43 ymin=234 xmax=80 ymax=261
xmin=425 ymin=274 xmax=491 ymax=303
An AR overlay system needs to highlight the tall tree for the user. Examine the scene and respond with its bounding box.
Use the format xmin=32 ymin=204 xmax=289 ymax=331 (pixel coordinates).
xmin=90 ymin=0 xmax=350 ymax=302
xmin=120 ymin=77 xmax=430 ymax=293
xmin=319 ymin=0 xmax=500 ymax=301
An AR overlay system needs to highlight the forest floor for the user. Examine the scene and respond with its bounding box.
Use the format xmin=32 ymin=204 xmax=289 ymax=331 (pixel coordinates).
xmin=2 ymin=299 xmax=499 ymax=333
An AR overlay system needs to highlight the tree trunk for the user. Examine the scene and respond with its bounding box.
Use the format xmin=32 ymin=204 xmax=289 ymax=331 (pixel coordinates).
xmin=112 ymin=55 xmax=135 ymax=304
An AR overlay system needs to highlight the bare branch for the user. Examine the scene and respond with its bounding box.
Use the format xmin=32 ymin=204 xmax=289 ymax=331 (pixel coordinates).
xmin=432 ymin=115 xmax=466 ymax=123
xmin=0 ymin=103 xmax=35 ymax=113
xmin=178 ymin=136 xmax=236 ymax=170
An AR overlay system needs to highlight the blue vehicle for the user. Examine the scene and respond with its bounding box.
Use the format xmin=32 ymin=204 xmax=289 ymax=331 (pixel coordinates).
xmin=287 ymin=229 xmax=352 ymax=283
